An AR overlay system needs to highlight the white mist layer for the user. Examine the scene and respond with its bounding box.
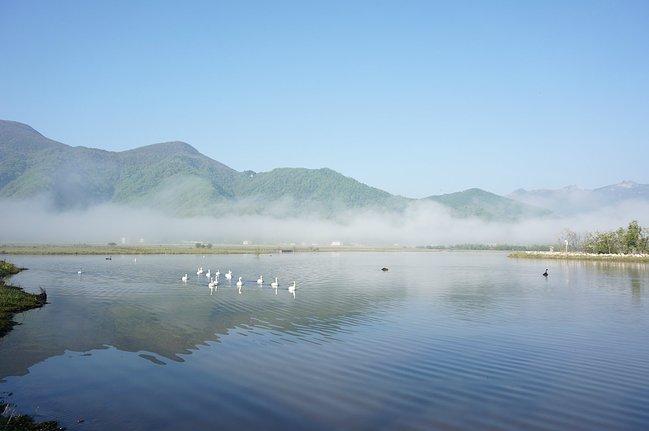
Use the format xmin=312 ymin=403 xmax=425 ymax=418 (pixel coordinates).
xmin=2 ymin=198 xmax=649 ymax=246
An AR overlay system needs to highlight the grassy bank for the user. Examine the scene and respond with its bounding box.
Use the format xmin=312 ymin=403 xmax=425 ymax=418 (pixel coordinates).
xmin=0 ymin=244 xmax=429 ymax=256
xmin=0 ymin=261 xmax=47 ymax=337
xmin=509 ymin=251 xmax=649 ymax=263
xmin=0 ymin=261 xmax=21 ymax=276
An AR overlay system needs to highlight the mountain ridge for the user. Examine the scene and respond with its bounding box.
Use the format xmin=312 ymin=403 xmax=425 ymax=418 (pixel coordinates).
xmin=509 ymin=181 xmax=649 ymax=215
xmin=0 ymin=119 xmax=604 ymax=220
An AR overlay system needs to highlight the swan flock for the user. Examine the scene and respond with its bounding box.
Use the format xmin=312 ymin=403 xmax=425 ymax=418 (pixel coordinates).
xmin=181 ymin=265 xmax=297 ymax=297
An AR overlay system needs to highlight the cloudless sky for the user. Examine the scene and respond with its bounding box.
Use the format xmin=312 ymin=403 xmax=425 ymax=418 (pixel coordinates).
xmin=1 ymin=0 xmax=648 ymax=197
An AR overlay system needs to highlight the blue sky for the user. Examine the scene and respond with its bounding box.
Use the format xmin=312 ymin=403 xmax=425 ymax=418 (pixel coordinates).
xmin=1 ymin=0 xmax=648 ymax=197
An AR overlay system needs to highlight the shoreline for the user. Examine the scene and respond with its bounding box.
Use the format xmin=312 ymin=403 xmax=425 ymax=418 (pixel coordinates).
xmin=508 ymin=251 xmax=649 ymax=263
xmin=0 ymin=262 xmax=47 ymax=339
xmin=0 ymin=244 xmax=440 ymax=256
xmin=0 ymin=261 xmax=61 ymax=430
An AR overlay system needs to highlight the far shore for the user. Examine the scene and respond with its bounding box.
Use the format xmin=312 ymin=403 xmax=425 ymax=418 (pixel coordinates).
xmin=509 ymin=251 xmax=649 ymax=263
xmin=0 ymin=244 xmax=443 ymax=256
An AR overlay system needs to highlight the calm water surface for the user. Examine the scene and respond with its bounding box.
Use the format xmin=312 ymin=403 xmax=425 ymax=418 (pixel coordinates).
xmin=1 ymin=252 xmax=648 ymax=430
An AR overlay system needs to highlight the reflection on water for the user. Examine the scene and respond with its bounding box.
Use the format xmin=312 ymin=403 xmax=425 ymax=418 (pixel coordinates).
xmin=0 ymin=252 xmax=648 ymax=430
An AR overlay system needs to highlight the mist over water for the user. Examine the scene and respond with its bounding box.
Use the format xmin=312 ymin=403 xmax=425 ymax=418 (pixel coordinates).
xmin=2 ymin=197 xmax=649 ymax=245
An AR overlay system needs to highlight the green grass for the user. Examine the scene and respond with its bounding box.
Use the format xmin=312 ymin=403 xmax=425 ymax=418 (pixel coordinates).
xmin=0 ymin=261 xmax=22 ymax=277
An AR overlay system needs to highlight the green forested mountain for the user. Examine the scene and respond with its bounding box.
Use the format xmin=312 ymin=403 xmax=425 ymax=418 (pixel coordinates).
xmin=0 ymin=120 xmax=546 ymax=220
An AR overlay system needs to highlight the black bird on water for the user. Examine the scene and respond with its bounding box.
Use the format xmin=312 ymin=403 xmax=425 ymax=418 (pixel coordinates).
xmin=542 ymin=269 xmax=548 ymax=277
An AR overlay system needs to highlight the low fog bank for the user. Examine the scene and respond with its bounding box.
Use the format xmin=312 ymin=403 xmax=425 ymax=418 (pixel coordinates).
xmin=2 ymin=197 xmax=649 ymax=246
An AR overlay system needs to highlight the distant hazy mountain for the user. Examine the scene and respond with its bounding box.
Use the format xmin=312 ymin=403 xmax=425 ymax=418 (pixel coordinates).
xmin=509 ymin=181 xmax=649 ymax=215
xmin=426 ymin=188 xmax=551 ymax=221
xmin=0 ymin=119 xmax=546 ymax=220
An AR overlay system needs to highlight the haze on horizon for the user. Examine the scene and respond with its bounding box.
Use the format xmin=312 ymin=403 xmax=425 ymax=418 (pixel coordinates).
xmin=1 ymin=0 xmax=648 ymax=197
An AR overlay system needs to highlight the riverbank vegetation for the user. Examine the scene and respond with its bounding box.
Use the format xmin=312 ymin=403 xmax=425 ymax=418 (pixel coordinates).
xmin=581 ymin=220 xmax=648 ymax=254
xmin=554 ymin=220 xmax=648 ymax=254
xmin=0 ymin=261 xmax=47 ymax=337
xmin=510 ymin=221 xmax=649 ymax=262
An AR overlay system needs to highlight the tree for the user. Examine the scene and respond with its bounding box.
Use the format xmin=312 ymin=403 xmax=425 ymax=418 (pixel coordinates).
xmin=581 ymin=221 xmax=647 ymax=254
xmin=624 ymin=220 xmax=642 ymax=254
xmin=558 ymin=228 xmax=581 ymax=252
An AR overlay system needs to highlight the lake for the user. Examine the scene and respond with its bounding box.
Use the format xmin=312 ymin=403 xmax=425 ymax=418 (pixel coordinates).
xmin=1 ymin=252 xmax=648 ymax=430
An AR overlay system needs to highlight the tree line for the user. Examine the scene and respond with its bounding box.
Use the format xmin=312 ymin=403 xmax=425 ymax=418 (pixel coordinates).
xmin=558 ymin=220 xmax=649 ymax=254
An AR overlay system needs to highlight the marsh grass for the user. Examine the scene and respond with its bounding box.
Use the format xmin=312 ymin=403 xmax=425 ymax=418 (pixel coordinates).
xmin=0 ymin=261 xmax=22 ymax=276
xmin=0 ymin=261 xmax=47 ymax=337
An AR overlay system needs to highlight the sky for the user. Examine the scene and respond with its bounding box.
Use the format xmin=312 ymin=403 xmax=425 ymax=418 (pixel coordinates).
xmin=1 ymin=0 xmax=648 ymax=198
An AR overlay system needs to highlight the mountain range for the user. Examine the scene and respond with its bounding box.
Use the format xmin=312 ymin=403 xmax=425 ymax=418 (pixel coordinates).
xmin=509 ymin=181 xmax=649 ymax=216
xmin=1 ymin=119 xmax=646 ymax=221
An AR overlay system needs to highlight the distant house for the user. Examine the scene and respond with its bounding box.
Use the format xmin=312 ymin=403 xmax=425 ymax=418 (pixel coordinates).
xmin=242 ymin=240 xmax=252 ymax=245
xmin=331 ymin=241 xmax=342 ymax=246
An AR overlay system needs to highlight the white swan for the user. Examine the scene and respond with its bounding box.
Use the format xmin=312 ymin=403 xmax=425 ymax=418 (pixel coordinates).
xmin=225 ymin=270 xmax=232 ymax=281
xmin=215 ymin=270 xmax=221 ymax=278
xmin=236 ymin=276 xmax=243 ymax=287
xmin=270 ymin=277 xmax=278 ymax=289
xmin=206 ymin=269 xmax=211 ymax=278
xmin=257 ymin=275 xmax=263 ymax=285
xmin=208 ymin=277 xmax=217 ymax=294
xmin=288 ymin=281 xmax=296 ymax=298
xmin=197 ymin=267 xmax=204 ymax=275
xmin=77 ymin=270 xmax=82 ymax=275
xmin=181 ymin=274 xmax=188 ymax=283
